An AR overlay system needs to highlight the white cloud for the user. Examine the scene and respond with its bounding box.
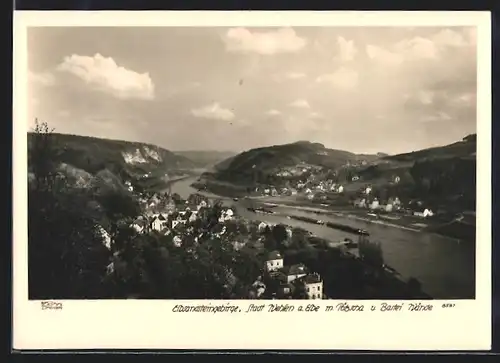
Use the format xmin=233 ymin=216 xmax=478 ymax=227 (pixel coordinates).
xmin=432 ymin=28 xmax=470 ymax=47
xmin=309 ymin=112 xmax=323 ymax=119
xmin=191 ymin=102 xmax=235 ymax=121
xmin=266 ymin=109 xmax=282 ymax=116
xmin=285 ymin=72 xmax=306 ymax=80
xmin=421 ymin=112 xmax=452 ymax=123
xmin=336 ymin=36 xmax=357 ymax=62
xmin=272 ymin=72 xmax=307 ymax=82
xmin=28 ymin=70 xmax=56 ymax=86
xmin=289 ymin=99 xmax=310 ymax=109
xmin=316 ymin=67 xmax=359 ymax=89
xmin=367 ymin=28 xmax=473 ymax=67
xmin=57 ymin=53 xmax=155 ymax=100
xmin=394 ymin=36 xmax=439 ymax=60
xmin=452 ymin=92 xmax=476 ymax=107
xmin=223 ymin=27 xmax=307 ymax=55
xmin=417 ymin=90 xmax=434 ymax=105
xmin=366 ymin=45 xmax=404 ymax=66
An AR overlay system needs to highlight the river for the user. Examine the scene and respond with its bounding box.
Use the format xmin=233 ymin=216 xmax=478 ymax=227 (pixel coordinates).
xmin=169 ymin=176 xmax=476 ymax=299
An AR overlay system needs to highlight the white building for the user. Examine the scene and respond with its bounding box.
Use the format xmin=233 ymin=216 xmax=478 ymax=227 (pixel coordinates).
xmin=218 ymin=208 xmax=234 ymax=223
xmin=151 ymin=214 xmax=167 ymax=232
xmin=258 ymin=221 xmax=268 ymax=232
xmin=364 ymin=186 xmax=372 ymax=195
xmin=197 ymin=200 xmax=208 ymax=210
xmin=337 ymin=185 xmax=344 ymax=193
xmin=385 ymin=204 xmax=393 ymax=212
xmin=173 ymin=235 xmax=182 ymax=247
xmin=414 ymin=208 xmax=434 ymax=218
xmin=301 ymin=273 xmax=323 ymax=299
xmin=265 ymin=251 xmax=284 ymax=272
xmin=189 ymin=211 xmax=198 ymax=222
xmin=370 ymin=199 xmax=380 ymax=210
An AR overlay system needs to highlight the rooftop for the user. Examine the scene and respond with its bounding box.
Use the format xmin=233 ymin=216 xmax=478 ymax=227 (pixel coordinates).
xmin=267 ymin=250 xmax=282 ymax=260
xmin=283 ymin=263 xmax=307 ymax=275
xmin=298 ymin=273 xmax=322 ymax=284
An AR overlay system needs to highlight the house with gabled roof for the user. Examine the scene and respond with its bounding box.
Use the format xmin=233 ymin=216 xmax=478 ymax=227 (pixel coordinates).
xmin=130 ymin=216 xmax=149 ymax=234
xmin=265 ymin=250 xmax=284 ymax=272
xmin=295 ymin=273 xmax=323 ymax=300
xmin=151 ymin=214 xmax=168 ymax=232
xmin=282 ymin=263 xmax=307 ymax=283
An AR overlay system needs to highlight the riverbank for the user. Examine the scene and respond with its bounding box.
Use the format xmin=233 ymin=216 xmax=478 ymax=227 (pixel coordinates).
xmin=187 ymin=178 xmax=474 ymax=241
xmin=165 ymin=176 xmax=475 ymax=299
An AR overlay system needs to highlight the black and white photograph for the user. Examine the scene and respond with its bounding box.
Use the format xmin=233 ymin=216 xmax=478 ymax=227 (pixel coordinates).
xmin=26 ymin=24 xmax=478 ymax=302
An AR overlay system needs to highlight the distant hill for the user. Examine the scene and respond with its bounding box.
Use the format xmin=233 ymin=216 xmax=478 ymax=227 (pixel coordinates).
xmin=383 ymin=134 xmax=476 ymax=163
xmin=212 ymin=140 xmax=381 ymax=183
xmin=174 ymin=150 xmax=237 ymax=168
xmin=359 ymin=134 xmax=477 ymax=211
xmin=28 ymin=132 xmax=197 ymax=192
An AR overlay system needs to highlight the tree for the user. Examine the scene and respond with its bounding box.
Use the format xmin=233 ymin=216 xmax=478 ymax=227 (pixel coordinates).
xmin=171 ymin=193 xmax=182 ymax=205
xmin=272 ymin=224 xmax=289 ymax=250
xmin=29 ymin=119 xmax=61 ymax=192
xmin=358 ymin=237 xmax=384 ymax=269
xmin=28 ymin=120 xmax=111 ymax=299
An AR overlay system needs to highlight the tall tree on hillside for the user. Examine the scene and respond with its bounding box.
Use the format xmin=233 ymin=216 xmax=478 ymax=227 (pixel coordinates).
xmin=29 ymin=119 xmax=61 ymax=192
xmin=28 ymin=120 xmax=110 ymax=299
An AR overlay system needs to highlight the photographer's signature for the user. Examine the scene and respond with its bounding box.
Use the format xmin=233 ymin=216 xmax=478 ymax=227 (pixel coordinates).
xmin=40 ymin=301 xmax=63 ymax=310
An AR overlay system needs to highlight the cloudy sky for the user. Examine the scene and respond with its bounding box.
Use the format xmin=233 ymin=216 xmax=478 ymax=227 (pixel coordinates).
xmin=27 ymin=26 xmax=477 ymax=154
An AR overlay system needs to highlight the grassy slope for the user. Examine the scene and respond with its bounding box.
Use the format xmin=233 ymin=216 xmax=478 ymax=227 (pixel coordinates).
xmin=213 ymin=141 xmax=380 ymax=182
xmin=28 ymin=132 xmax=197 ymax=191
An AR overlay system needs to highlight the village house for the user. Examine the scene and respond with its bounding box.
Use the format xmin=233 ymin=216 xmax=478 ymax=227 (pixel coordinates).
xmin=264 ymin=188 xmax=270 ymax=195
xmin=173 ymin=235 xmax=182 ymax=247
xmin=218 ymin=208 xmax=234 ymax=223
xmin=290 ymin=188 xmax=298 ymax=195
xmin=197 ymin=199 xmax=208 ymax=210
xmin=258 ymin=221 xmax=268 ymax=232
xmin=271 ymin=188 xmax=278 ymax=197
xmin=298 ymin=273 xmax=323 ymax=299
xmin=151 ymin=214 xmax=168 ymax=232
xmin=95 ymin=225 xmax=112 ymax=250
xmin=252 ymin=280 xmax=266 ymax=298
xmin=130 ymin=216 xmax=149 ymax=234
xmin=370 ymin=198 xmax=380 ymax=210
xmin=124 ymin=180 xmax=134 ymax=192
xmin=232 ymin=240 xmax=246 ymax=251
xmin=165 ymin=198 xmax=176 ymax=214
xmin=354 ymin=198 xmax=367 ymax=208
xmin=364 ymin=186 xmax=372 ymax=195
xmin=265 ymin=251 xmax=284 ymax=272
xmin=393 ymin=175 xmax=401 ymax=184
xmin=414 ymin=208 xmax=434 ymax=218
xmin=385 ymin=204 xmax=393 ymax=212
xmin=283 ymin=263 xmax=307 ymax=283
xmin=189 ymin=210 xmax=198 ymax=222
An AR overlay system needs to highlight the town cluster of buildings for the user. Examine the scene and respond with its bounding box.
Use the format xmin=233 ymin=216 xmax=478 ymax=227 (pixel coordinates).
xmin=250 ymin=250 xmax=324 ymax=300
xmin=353 ymin=189 xmax=435 ymax=219
xmin=131 ymin=192 xmax=236 ymax=245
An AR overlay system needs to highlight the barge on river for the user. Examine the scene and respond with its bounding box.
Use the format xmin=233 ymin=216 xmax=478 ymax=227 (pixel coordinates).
xmin=288 ymin=215 xmax=369 ymax=236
